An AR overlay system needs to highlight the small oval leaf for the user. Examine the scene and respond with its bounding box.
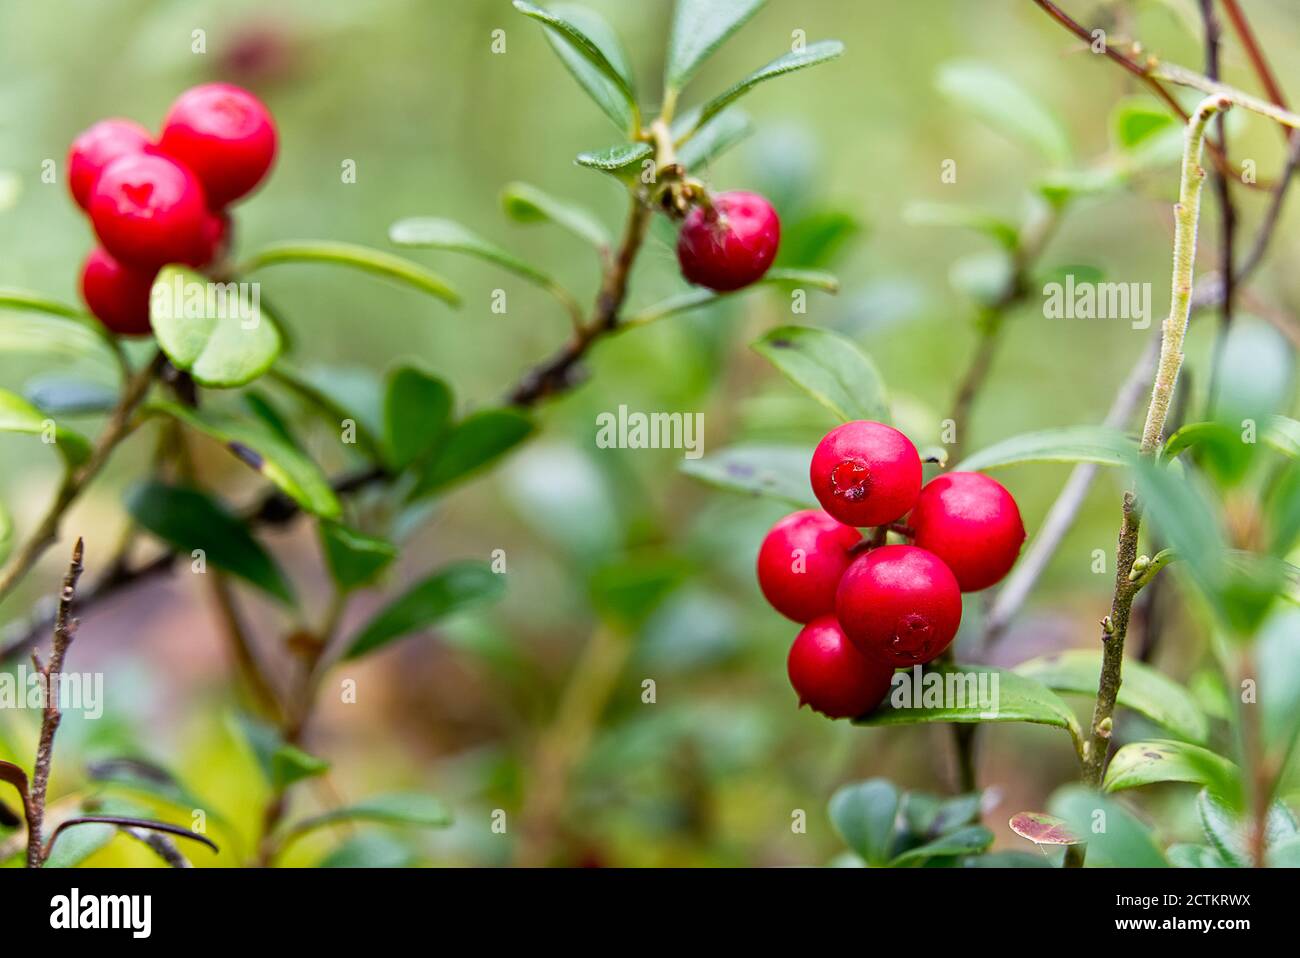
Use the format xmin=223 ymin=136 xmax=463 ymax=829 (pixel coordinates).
xmin=752 ymin=324 xmax=889 ymax=424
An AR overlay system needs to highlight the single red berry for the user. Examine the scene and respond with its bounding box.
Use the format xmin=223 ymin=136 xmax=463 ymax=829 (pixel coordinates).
xmin=787 ymin=615 xmax=895 ymax=719
xmin=910 ymin=472 xmax=1026 ymax=592
xmin=79 ymin=247 xmax=158 ymax=337
xmin=810 ymin=420 xmax=922 ymax=527
xmin=836 ymin=545 xmax=962 ymax=666
xmin=757 ymin=509 xmax=861 ymax=623
xmin=157 ymin=83 xmax=277 ymax=207
xmin=67 ymin=118 xmax=152 ymax=212
xmin=88 ymin=153 xmax=210 ymax=269
xmin=676 ymin=190 xmax=780 ymax=291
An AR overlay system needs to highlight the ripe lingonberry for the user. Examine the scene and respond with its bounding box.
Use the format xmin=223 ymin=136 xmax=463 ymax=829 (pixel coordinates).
xmin=757 ymin=509 xmax=861 ymax=623
xmin=810 ymin=420 xmax=922 ymax=528
xmin=88 ymin=153 xmax=210 ymax=269
xmin=910 ymin=471 xmax=1026 ymax=592
xmin=676 ymin=191 xmax=780 ymax=291
xmin=787 ymin=615 xmax=894 ymax=719
xmin=158 ymin=83 xmax=277 ymax=207
xmin=67 ymin=118 xmax=151 ymax=212
xmin=80 ymin=247 xmax=157 ymax=337
xmin=836 ymin=545 xmax=962 ymax=666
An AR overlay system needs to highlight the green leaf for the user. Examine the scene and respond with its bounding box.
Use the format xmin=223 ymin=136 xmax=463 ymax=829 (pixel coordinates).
xmin=242 ymin=241 xmax=460 ymax=306
xmin=233 ymin=714 xmax=330 ymax=790
xmin=954 ymin=425 xmax=1135 ymax=471
xmin=936 ymin=61 xmax=1072 ymax=164
xmin=679 ymin=443 xmax=816 ymax=508
xmin=149 ymin=400 xmax=341 ymax=520
xmin=903 ymin=792 xmax=982 ymax=838
xmin=828 ymin=778 xmax=899 ymax=867
xmin=283 ymin=792 xmax=451 ymax=841
xmin=752 ymin=325 xmax=889 ymax=423
xmin=855 ymin=663 xmax=1083 ymax=748
xmin=501 ymin=181 xmax=610 ymax=249
xmin=0 ymin=387 xmax=91 ymax=467
xmin=388 ymin=217 xmax=556 ymax=289
xmin=384 ymin=365 xmax=453 ymax=471
xmin=890 ymin=825 xmax=994 ymax=866
xmin=1009 ymin=811 xmax=1080 ymax=846
xmin=575 ymin=142 xmax=653 ymax=179
xmin=1104 ymin=740 xmax=1239 ymax=795
xmin=1168 ymin=843 xmax=1229 ymax=868
xmin=676 ymin=109 xmax=753 ymax=169
xmin=903 ymin=201 xmax=1019 ymax=250
xmin=689 ymin=41 xmax=845 ymax=132
xmin=343 ymin=561 xmax=506 ymax=660
xmin=0 ymin=288 xmax=120 ymax=361
xmin=513 ymin=1 xmax=637 ymax=131
xmin=1266 ymin=415 xmax=1300 ymax=458
xmin=148 ymin=266 xmax=282 ymax=388
xmin=1111 ymin=97 xmax=1178 ymax=151
xmin=126 ymin=481 xmax=295 ymax=604
xmin=411 ymin=408 xmax=535 ymax=499
xmin=1197 ymin=788 xmax=1297 ymax=867
xmin=665 ymin=0 xmax=767 ymax=92
xmin=269 ymin=364 xmax=385 ymax=462
xmin=1049 ymin=785 xmax=1168 ymax=867
xmin=317 ymin=832 xmax=415 ymax=868
xmin=25 ymin=376 xmax=118 ymax=416
xmin=1015 ymin=650 xmax=1209 ymax=744
xmin=319 ymin=520 xmax=397 ymax=592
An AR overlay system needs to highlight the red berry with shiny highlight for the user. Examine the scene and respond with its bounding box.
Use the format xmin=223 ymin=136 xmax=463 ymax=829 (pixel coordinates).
xmin=757 ymin=509 xmax=861 ymax=623
xmin=676 ymin=191 xmax=780 ymax=291
xmin=910 ymin=472 xmax=1026 ymax=592
xmin=88 ymin=153 xmax=210 ymax=269
xmin=79 ymin=247 xmax=158 ymax=337
xmin=158 ymin=83 xmax=277 ymax=207
xmin=836 ymin=545 xmax=962 ymax=667
xmin=787 ymin=616 xmax=894 ymax=719
xmin=67 ymin=118 xmax=152 ymax=211
xmin=810 ymin=421 xmax=922 ymax=527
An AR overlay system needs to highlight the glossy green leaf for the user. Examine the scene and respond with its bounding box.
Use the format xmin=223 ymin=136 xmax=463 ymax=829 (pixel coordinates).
xmin=514 ymin=1 xmax=637 ymax=130
xmin=1112 ymin=97 xmax=1178 ymax=150
xmin=936 ymin=61 xmax=1071 ymax=164
xmin=319 ymin=520 xmax=397 ymax=592
xmin=675 ymin=109 xmax=753 ymax=169
xmin=903 ymin=202 xmax=1019 ymax=250
xmin=149 ymin=401 xmax=341 ymax=520
xmin=575 ymin=142 xmax=653 ymax=179
xmin=954 ymin=426 xmax=1135 ymax=471
xmin=126 ymin=481 xmax=295 ymax=604
xmin=343 ymin=561 xmax=506 ymax=660
xmin=384 ymin=365 xmax=453 ymax=471
xmin=679 ymin=443 xmax=816 ymax=508
xmin=828 ymin=778 xmax=898 ymax=867
xmin=1104 ymin=740 xmax=1239 ymax=795
xmin=665 ymin=0 xmax=767 ymax=92
xmin=149 ymin=266 xmax=281 ymax=388
xmin=1015 ymin=650 xmax=1208 ymax=744
xmin=752 ymin=325 xmax=889 ymax=424
xmin=0 ymin=387 xmax=91 ymax=467
xmin=1049 ymin=785 xmax=1168 ymax=867
xmin=283 ymin=792 xmax=451 ymax=841
xmin=501 ymin=181 xmax=610 ymax=249
xmin=1197 ymin=788 xmax=1297 ymax=867
xmin=389 ymin=217 xmax=555 ymax=288
xmin=690 ymin=41 xmax=845 ymax=131
xmin=233 ymin=714 xmax=330 ymax=790
xmin=270 ymin=364 xmax=385 ymax=462
xmin=411 ymin=408 xmax=535 ymax=499
xmin=891 ymin=825 xmax=994 ymax=866
xmin=242 ymin=241 xmax=460 ymax=306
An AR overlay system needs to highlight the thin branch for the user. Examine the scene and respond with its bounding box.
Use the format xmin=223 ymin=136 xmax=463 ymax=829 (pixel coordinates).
xmin=1200 ymin=0 xmax=1237 ymax=416
xmin=44 ymin=815 xmax=218 ymax=861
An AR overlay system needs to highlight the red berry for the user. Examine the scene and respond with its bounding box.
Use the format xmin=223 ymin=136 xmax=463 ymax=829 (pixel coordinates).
xmin=67 ymin=118 xmax=152 ymax=212
xmin=911 ymin=472 xmax=1026 ymax=592
xmin=676 ymin=191 xmax=780 ymax=291
xmin=787 ymin=615 xmax=894 ymax=719
xmin=88 ymin=153 xmax=210 ymax=269
xmin=836 ymin=545 xmax=962 ymax=666
xmin=810 ymin=421 xmax=922 ymax=527
xmin=158 ymin=83 xmax=277 ymax=207
xmin=79 ymin=247 xmax=158 ymax=337
xmin=757 ymin=509 xmax=861 ymax=623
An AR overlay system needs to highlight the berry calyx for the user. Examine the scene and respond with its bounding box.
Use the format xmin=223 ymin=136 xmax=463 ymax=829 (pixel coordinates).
xmin=835 ymin=544 xmax=962 ymax=666
xmin=910 ymin=472 xmax=1026 ymax=592
xmin=676 ymin=190 xmax=780 ymax=291
xmin=67 ymin=118 xmax=152 ymax=212
xmin=158 ymin=83 xmax=277 ymax=207
xmin=79 ymin=247 xmax=158 ymax=337
xmin=810 ymin=421 xmax=922 ymax=527
xmin=88 ymin=153 xmax=210 ymax=269
xmin=756 ymin=509 xmax=861 ymax=623
xmin=787 ymin=615 xmax=894 ymax=719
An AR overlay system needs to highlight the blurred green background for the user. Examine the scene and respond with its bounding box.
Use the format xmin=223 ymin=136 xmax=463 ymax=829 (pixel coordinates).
xmin=1 ymin=0 xmax=1298 ymax=866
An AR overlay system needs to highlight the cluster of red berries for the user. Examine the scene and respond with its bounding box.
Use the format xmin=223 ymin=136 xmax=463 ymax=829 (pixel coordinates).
xmin=758 ymin=421 xmax=1026 ymax=719
xmin=676 ymin=191 xmax=780 ymax=292
xmin=69 ymin=83 xmax=278 ymax=336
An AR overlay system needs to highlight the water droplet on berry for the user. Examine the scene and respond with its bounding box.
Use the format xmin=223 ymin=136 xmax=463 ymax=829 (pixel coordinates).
xmin=830 ymin=458 xmax=872 ymax=502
